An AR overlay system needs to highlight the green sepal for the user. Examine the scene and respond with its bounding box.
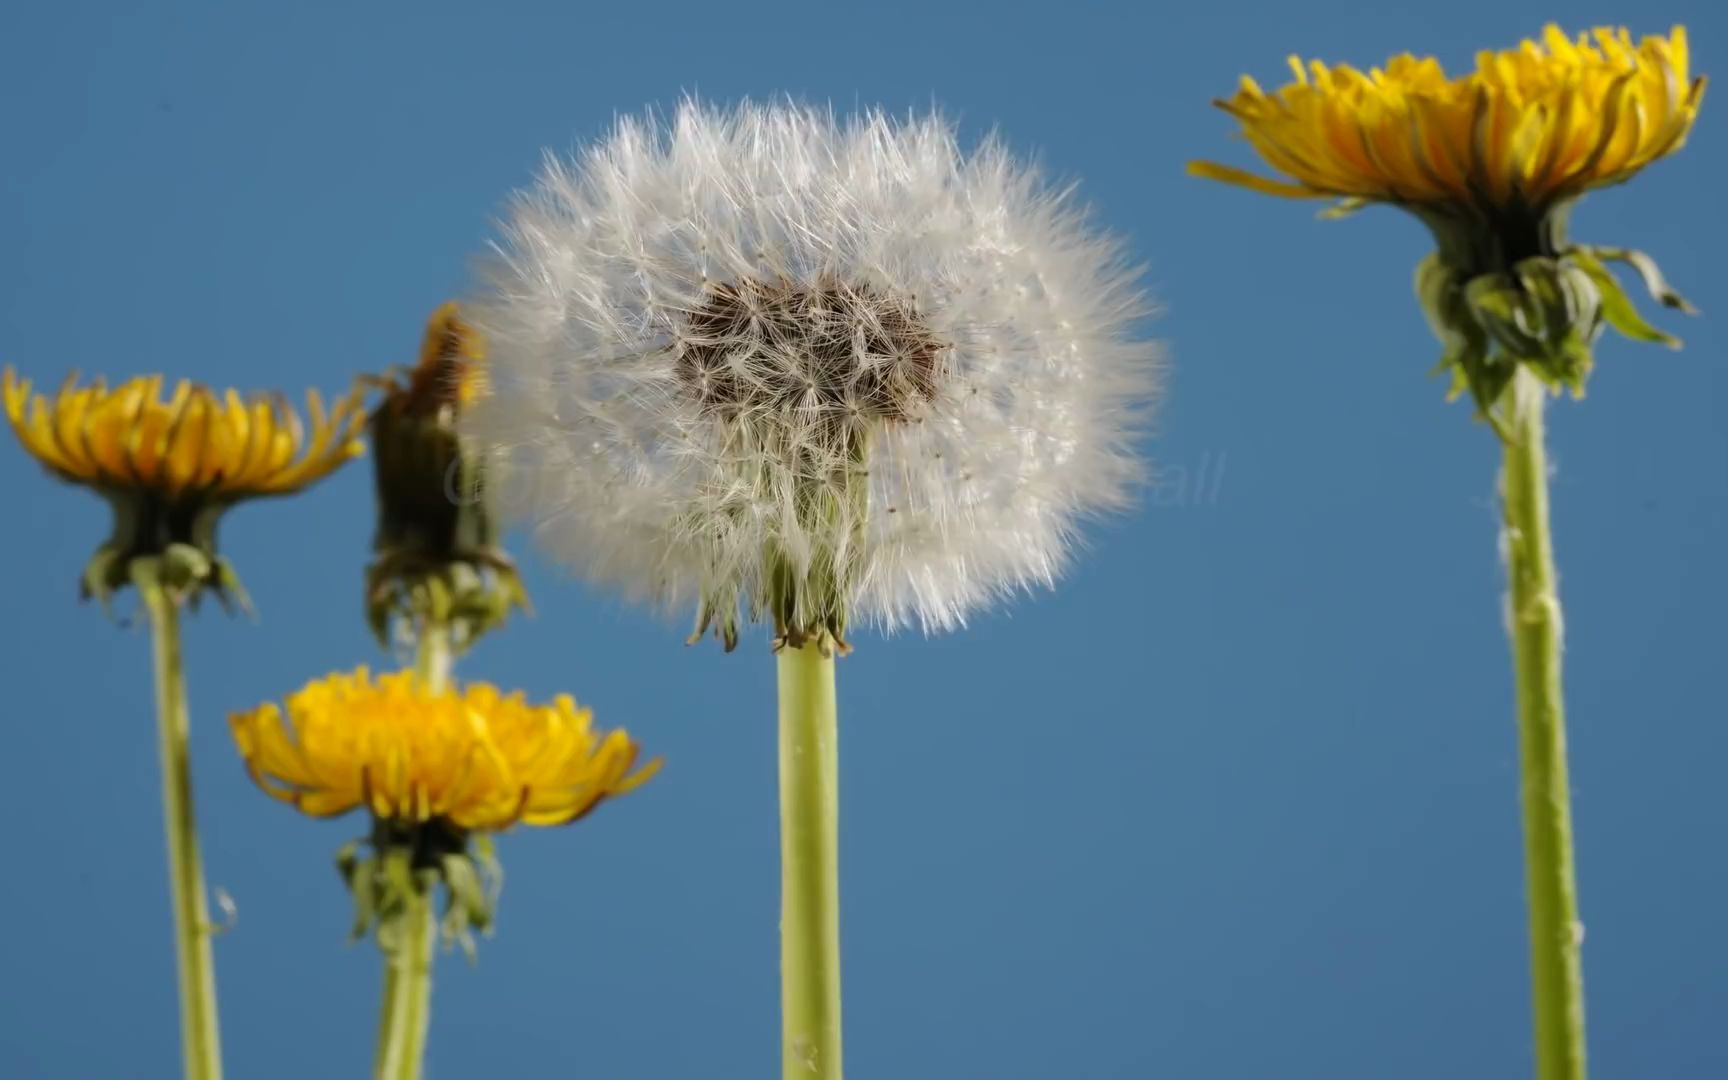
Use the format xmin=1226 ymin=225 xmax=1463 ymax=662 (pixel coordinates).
xmin=365 ymin=548 xmax=528 ymax=655
xmin=439 ymin=852 xmax=487 ymax=963
xmin=206 ymin=556 xmax=255 ymax=617
xmin=1419 ymin=251 xmax=1612 ymax=421
xmin=1460 ymin=257 xmax=1601 ymax=388
xmin=1585 ymin=246 xmax=1697 ymax=314
xmin=335 ymin=839 xmax=378 ymax=943
xmin=1508 ymin=256 xmax=1601 ymax=397
xmin=1567 ymin=247 xmax=1688 ymax=349
xmin=80 ymin=544 xmax=128 ymax=617
xmin=82 ymin=493 xmax=252 ymax=616
xmin=335 ymin=817 xmax=501 ymax=958
xmin=1415 ymin=253 xmax=1515 ymax=437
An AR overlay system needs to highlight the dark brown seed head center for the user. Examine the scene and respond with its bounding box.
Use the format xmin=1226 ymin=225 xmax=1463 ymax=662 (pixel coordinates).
xmin=675 ymin=277 xmax=944 ymax=423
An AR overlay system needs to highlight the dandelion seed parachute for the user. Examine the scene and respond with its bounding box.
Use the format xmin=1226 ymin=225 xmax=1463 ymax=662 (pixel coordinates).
xmin=466 ymin=100 xmax=1160 ymax=641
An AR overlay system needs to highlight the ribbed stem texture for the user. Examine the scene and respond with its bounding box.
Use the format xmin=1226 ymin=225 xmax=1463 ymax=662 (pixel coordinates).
xmin=1502 ymin=368 xmax=1587 ymax=1080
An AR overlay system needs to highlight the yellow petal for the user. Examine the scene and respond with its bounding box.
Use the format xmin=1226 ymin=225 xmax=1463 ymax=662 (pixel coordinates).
xmin=1186 ymin=160 xmax=1324 ymax=197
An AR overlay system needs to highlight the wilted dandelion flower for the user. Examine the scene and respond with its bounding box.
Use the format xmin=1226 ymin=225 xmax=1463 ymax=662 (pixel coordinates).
xmin=3 ymin=367 xmax=365 ymax=605
xmin=365 ymin=303 xmax=526 ymax=649
xmin=466 ymin=100 xmax=1159 ymax=649
xmin=1191 ymin=24 xmax=1704 ymax=420
xmin=230 ymin=667 xmax=657 ymax=941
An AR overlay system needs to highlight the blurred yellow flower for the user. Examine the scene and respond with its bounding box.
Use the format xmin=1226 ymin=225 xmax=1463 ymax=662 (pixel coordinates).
xmin=5 ymin=366 xmax=366 ymax=606
xmin=1191 ymin=24 xmax=1705 ymax=213
xmin=365 ymin=303 xmax=525 ymax=648
xmin=3 ymin=367 xmax=364 ymax=501
xmin=230 ymin=668 xmax=658 ymax=831
xmin=378 ymin=301 xmax=487 ymax=418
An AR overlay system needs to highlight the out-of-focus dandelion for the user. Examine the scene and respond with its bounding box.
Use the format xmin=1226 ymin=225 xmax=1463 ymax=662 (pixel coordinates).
xmin=230 ymin=668 xmax=657 ymax=1080
xmin=3 ymin=370 xmax=364 ymax=608
xmin=1191 ymin=25 xmax=1704 ymax=1080
xmin=217 ymin=304 xmax=547 ymax=1080
xmin=365 ymin=303 xmax=526 ymax=659
xmin=466 ymin=99 xmax=1161 ymax=1078
xmin=3 ymin=367 xmax=365 ymax=1080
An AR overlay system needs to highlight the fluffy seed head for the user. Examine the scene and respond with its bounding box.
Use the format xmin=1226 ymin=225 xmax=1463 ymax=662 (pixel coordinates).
xmin=466 ymin=100 xmax=1160 ymax=641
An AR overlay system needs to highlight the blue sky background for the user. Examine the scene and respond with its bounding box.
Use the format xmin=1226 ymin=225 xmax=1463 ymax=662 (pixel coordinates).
xmin=2 ymin=2 xmax=1724 ymax=1077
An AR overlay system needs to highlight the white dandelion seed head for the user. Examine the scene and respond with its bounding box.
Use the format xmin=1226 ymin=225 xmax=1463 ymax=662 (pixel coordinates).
xmin=465 ymin=98 xmax=1160 ymax=645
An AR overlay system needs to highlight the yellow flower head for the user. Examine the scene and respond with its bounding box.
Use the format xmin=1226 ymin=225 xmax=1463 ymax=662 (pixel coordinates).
xmin=1191 ymin=24 xmax=1704 ymax=214
xmin=3 ymin=368 xmax=364 ymax=502
xmin=1190 ymin=26 xmax=1703 ymax=425
xmin=229 ymin=668 xmax=658 ymax=832
xmin=4 ymin=367 xmax=366 ymax=607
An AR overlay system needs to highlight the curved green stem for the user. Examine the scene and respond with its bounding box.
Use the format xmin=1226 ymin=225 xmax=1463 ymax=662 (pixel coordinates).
xmin=1502 ymin=368 xmax=1587 ymax=1080
xmin=778 ymin=641 xmax=842 ymax=1079
xmin=138 ymin=572 xmax=224 ymax=1080
xmin=372 ymin=615 xmax=451 ymax=1080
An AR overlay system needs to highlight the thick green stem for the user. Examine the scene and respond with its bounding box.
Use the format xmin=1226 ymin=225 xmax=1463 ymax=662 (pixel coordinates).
xmin=1502 ymin=368 xmax=1587 ymax=1080
xmin=374 ymin=882 xmax=436 ymax=1080
xmin=372 ymin=617 xmax=451 ymax=1080
xmin=139 ymin=574 xmax=224 ymax=1080
xmin=778 ymin=642 xmax=842 ymax=1079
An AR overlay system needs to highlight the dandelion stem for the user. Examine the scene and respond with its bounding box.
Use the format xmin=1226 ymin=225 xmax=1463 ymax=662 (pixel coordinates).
xmin=1502 ymin=368 xmax=1587 ymax=1080
xmin=415 ymin=617 xmax=453 ymax=694
xmin=777 ymin=641 xmax=842 ymax=1079
xmin=138 ymin=570 xmax=224 ymax=1080
xmin=373 ymin=616 xmax=451 ymax=1080
xmin=372 ymin=961 xmax=397 ymax=1080
xmin=375 ymin=879 xmax=436 ymax=1080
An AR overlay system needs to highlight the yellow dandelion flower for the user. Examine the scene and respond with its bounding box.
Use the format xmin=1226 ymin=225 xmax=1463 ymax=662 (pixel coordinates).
xmin=1190 ymin=30 xmax=1708 ymax=1079
xmin=1191 ymin=25 xmax=1704 ymax=421
xmin=229 ymin=667 xmax=658 ymax=832
xmin=3 ymin=368 xmax=363 ymax=501
xmin=1191 ymin=24 xmax=1704 ymax=215
xmin=3 ymin=366 xmax=365 ymax=606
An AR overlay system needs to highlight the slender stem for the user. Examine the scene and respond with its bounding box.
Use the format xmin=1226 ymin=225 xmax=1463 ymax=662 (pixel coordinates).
xmin=139 ymin=574 xmax=224 ymax=1080
xmin=375 ymin=881 xmax=436 ymax=1080
xmin=371 ymin=958 xmax=399 ymax=1079
xmin=372 ymin=614 xmax=452 ymax=1080
xmin=777 ymin=641 xmax=842 ymax=1079
xmin=414 ymin=616 xmax=452 ymax=694
xmin=1501 ymin=369 xmax=1587 ymax=1080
